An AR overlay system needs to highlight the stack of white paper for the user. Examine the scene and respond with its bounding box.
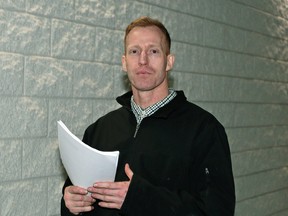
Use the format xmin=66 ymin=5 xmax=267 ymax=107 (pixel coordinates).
xmin=57 ymin=120 xmax=119 ymax=188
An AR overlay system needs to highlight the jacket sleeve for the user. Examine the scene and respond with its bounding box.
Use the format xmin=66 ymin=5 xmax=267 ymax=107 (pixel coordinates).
xmin=120 ymin=120 xmax=235 ymax=216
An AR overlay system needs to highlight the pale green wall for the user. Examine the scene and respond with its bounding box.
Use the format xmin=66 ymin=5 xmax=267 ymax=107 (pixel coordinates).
xmin=0 ymin=0 xmax=287 ymax=215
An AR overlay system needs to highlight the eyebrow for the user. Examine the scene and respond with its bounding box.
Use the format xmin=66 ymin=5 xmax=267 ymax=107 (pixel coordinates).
xmin=127 ymin=43 xmax=163 ymax=50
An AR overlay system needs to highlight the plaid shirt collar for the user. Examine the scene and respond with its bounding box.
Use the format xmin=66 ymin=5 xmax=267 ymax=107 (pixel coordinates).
xmin=131 ymin=89 xmax=177 ymax=124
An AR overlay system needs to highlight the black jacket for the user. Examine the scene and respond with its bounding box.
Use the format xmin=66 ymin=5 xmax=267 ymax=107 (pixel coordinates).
xmin=61 ymin=91 xmax=235 ymax=216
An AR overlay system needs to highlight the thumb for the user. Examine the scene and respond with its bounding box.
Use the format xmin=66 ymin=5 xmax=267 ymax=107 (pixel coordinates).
xmin=125 ymin=163 xmax=134 ymax=180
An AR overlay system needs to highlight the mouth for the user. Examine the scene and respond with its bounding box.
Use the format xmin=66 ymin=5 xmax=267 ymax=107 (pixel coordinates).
xmin=136 ymin=67 xmax=152 ymax=75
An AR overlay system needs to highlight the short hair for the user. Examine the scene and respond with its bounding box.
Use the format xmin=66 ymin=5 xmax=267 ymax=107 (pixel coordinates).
xmin=124 ymin=16 xmax=171 ymax=55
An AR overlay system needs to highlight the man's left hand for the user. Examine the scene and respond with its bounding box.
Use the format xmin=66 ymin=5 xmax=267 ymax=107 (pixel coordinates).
xmin=88 ymin=163 xmax=133 ymax=209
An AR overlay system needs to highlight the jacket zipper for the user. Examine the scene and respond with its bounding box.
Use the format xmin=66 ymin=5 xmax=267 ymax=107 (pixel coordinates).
xmin=134 ymin=122 xmax=140 ymax=137
xmin=205 ymin=167 xmax=210 ymax=196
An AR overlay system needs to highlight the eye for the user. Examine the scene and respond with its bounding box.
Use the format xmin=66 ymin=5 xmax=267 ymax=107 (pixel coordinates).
xmin=128 ymin=48 xmax=140 ymax=55
xmin=149 ymin=49 xmax=160 ymax=55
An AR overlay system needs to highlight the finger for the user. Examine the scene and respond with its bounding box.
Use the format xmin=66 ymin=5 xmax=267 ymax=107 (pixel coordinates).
xmin=65 ymin=188 xmax=95 ymax=203
xmin=65 ymin=195 xmax=95 ymax=211
xmin=65 ymin=196 xmax=95 ymax=214
xmin=68 ymin=205 xmax=94 ymax=215
xmin=98 ymin=200 xmax=122 ymax=209
xmin=93 ymin=191 xmax=124 ymax=203
xmin=91 ymin=181 xmax=129 ymax=190
xmin=64 ymin=187 xmax=96 ymax=214
xmin=91 ymin=186 xmax=128 ymax=199
xmin=67 ymin=199 xmax=95 ymax=208
xmin=72 ymin=194 xmax=95 ymax=203
xmin=94 ymin=192 xmax=124 ymax=210
xmin=92 ymin=182 xmax=118 ymax=189
xmin=66 ymin=185 xmax=88 ymax=195
xmin=125 ymin=163 xmax=134 ymax=180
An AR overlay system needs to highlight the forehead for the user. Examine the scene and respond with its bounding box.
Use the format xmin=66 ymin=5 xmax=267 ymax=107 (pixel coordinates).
xmin=126 ymin=26 xmax=165 ymax=46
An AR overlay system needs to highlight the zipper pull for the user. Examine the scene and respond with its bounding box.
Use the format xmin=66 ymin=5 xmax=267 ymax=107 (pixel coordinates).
xmin=205 ymin=167 xmax=209 ymax=175
xmin=205 ymin=167 xmax=210 ymax=196
xmin=205 ymin=167 xmax=210 ymax=184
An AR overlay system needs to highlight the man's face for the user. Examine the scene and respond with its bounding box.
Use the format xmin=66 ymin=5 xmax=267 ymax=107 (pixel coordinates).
xmin=122 ymin=26 xmax=174 ymax=93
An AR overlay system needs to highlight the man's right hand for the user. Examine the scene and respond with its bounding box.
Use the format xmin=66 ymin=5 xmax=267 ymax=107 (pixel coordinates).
xmin=64 ymin=185 xmax=96 ymax=215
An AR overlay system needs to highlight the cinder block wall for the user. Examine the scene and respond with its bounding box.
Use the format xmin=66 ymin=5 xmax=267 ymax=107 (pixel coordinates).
xmin=0 ymin=0 xmax=287 ymax=215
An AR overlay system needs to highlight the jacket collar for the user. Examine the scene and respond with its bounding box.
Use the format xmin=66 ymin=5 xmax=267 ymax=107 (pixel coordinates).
xmin=116 ymin=90 xmax=187 ymax=118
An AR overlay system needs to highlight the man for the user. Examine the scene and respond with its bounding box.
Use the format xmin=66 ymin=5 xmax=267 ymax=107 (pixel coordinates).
xmin=61 ymin=16 xmax=235 ymax=215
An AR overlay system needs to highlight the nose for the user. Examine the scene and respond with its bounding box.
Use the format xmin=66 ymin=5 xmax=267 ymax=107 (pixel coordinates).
xmin=139 ymin=51 xmax=148 ymax=65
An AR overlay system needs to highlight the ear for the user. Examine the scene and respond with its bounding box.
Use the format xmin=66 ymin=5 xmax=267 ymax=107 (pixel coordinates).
xmin=166 ymin=54 xmax=175 ymax=72
xmin=122 ymin=55 xmax=127 ymax=72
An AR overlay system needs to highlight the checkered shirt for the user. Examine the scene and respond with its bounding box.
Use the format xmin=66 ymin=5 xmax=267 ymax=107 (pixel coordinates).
xmin=131 ymin=89 xmax=177 ymax=124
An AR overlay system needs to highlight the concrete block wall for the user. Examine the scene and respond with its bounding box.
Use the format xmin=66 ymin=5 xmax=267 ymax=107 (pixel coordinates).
xmin=0 ymin=0 xmax=287 ymax=215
